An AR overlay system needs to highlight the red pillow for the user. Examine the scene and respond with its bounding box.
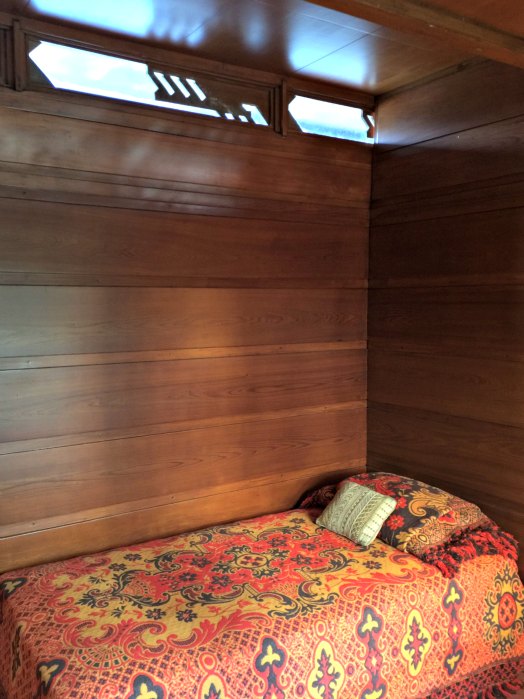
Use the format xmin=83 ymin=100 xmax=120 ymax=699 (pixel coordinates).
xmin=348 ymin=472 xmax=489 ymax=556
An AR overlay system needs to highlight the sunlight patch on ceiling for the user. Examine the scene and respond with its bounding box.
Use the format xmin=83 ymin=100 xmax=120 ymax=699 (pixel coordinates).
xmin=30 ymin=0 xmax=155 ymax=37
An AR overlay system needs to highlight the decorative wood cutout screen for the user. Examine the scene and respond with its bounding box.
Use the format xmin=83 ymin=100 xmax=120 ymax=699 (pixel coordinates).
xmin=27 ymin=39 xmax=273 ymax=127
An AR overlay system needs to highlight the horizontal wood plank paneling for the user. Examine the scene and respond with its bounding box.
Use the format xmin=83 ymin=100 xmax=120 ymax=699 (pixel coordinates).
xmin=369 ymin=286 xmax=524 ymax=360
xmin=0 ymin=469 xmax=358 ymax=573
xmin=371 ymin=206 xmax=524 ymax=287
xmin=369 ymin=403 xmax=524 ymax=503
xmin=0 ymin=402 xmax=366 ymax=457
xmin=377 ymin=60 xmax=524 ymax=150
xmin=1 ymin=350 xmax=366 ymax=443
xmin=0 ymin=85 xmax=369 ymax=569
xmin=368 ymin=403 xmax=524 ymax=557
xmin=0 ymin=287 xmax=367 ymax=357
xmin=0 ymin=107 xmax=371 ymax=204
xmin=418 ymin=0 xmax=524 ymax=40
xmin=0 ymin=198 xmax=368 ymax=286
xmin=373 ymin=115 xmax=524 ymax=202
xmin=0 ymin=162 xmax=366 ymax=226
xmin=0 ymin=406 xmax=366 ymax=531
xmin=372 ymin=175 xmax=524 ymax=227
xmin=0 ymin=87 xmax=373 ymax=164
xmin=369 ymin=60 xmax=524 ymax=573
xmin=0 ymin=343 xmax=367 ymax=372
xmin=370 ymin=350 xmax=524 ymax=429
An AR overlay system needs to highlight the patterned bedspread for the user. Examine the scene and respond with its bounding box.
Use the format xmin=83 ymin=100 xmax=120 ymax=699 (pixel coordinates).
xmin=1 ymin=509 xmax=523 ymax=698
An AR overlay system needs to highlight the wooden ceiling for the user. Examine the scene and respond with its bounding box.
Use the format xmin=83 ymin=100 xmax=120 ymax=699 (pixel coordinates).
xmin=4 ymin=0 xmax=524 ymax=94
xmin=311 ymin=0 xmax=524 ymax=69
xmin=423 ymin=0 xmax=524 ymax=38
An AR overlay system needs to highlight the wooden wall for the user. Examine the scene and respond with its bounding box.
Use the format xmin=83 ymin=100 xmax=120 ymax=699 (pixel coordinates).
xmin=0 ymin=85 xmax=371 ymax=572
xmin=369 ymin=59 xmax=524 ymax=571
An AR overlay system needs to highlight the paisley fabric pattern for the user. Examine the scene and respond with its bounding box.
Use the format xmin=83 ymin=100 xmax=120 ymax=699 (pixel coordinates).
xmin=0 ymin=509 xmax=523 ymax=699
xmin=347 ymin=472 xmax=489 ymax=555
xmin=298 ymin=473 xmax=518 ymax=577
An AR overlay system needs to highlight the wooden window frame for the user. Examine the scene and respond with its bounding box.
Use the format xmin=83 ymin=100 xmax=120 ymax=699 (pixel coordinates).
xmin=1 ymin=13 xmax=375 ymax=138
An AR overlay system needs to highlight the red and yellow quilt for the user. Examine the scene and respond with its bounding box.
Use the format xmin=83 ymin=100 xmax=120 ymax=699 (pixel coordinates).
xmin=1 ymin=509 xmax=523 ymax=698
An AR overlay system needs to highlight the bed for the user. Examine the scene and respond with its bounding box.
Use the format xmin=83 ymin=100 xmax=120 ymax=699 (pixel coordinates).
xmin=1 ymin=473 xmax=523 ymax=699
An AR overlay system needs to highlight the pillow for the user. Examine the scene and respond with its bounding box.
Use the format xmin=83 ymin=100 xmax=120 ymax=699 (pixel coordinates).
xmin=299 ymin=471 xmax=518 ymax=576
xmin=347 ymin=472 xmax=489 ymax=556
xmin=316 ymin=481 xmax=396 ymax=547
xmin=299 ymin=484 xmax=337 ymax=510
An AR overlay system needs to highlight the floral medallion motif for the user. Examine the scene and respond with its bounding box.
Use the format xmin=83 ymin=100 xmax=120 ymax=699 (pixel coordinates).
xmin=356 ymin=606 xmax=387 ymax=699
xmin=34 ymin=659 xmax=66 ymax=698
xmin=0 ymin=578 xmax=27 ymax=623
xmin=126 ymin=674 xmax=166 ymax=699
xmin=11 ymin=623 xmax=23 ymax=681
xmin=484 ymin=564 xmax=524 ymax=655
xmin=255 ymin=636 xmax=287 ymax=699
xmin=0 ymin=578 xmax=26 ymax=599
xmin=307 ymin=639 xmax=344 ymax=699
xmin=76 ymin=644 xmax=130 ymax=672
xmin=442 ymin=580 xmax=464 ymax=676
xmin=199 ymin=675 xmax=230 ymax=699
xmin=401 ymin=610 xmax=431 ymax=677
xmin=197 ymin=654 xmax=232 ymax=699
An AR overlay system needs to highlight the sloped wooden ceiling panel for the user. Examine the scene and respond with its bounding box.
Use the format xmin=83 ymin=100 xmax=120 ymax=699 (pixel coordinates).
xmin=308 ymin=0 xmax=524 ymax=69
xmin=428 ymin=0 xmax=524 ymax=38
xmin=5 ymin=0 xmax=471 ymax=93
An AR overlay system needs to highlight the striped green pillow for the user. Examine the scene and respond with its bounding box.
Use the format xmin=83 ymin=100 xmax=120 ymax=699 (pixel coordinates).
xmin=317 ymin=481 xmax=396 ymax=547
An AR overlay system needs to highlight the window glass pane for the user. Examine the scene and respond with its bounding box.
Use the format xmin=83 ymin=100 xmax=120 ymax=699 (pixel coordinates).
xmin=289 ymin=95 xmax=373 ymax=143
xmin=28 ymin=39 xmax=271 ymax=127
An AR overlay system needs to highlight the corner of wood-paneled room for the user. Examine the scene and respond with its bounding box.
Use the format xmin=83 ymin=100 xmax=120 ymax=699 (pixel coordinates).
xmin=368 ymin=58 xmax=524 ymax=574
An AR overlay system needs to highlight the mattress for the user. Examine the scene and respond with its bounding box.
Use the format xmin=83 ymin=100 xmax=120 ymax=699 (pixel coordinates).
xmin=1 ymin=508 xmax=523 ymax=698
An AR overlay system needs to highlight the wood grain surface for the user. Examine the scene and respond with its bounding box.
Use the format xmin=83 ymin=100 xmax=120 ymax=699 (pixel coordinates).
xmin=376 ymin=60 xmax=524 ymax=151
xmin=1 ymin=350 xmax=366 ymax=443
xmin=0 ymin=81 xmax=369 ymax=571
xmin=369 ymin=59 xmax=524 ymax=574
xmin=307 ymin=0 xmax=524 ymax=68
xmin=0 ymin=287 xmax=367 ymax=357
xmin=0 ymin=198 xmax=368 ymax=287
xmin=6 ymin=3 xmax=471 ymax=95
xmin=1 ymin=406 xmax=366 ymax=535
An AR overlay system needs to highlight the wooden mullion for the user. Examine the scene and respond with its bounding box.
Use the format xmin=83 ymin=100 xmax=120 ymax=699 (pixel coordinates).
xmin=279 ymin=80 xmax=288 ymax=137
xmin=0 ymin=28 xmax=7 ymax=86
xmin=12 ymin=19 xmax=26 ymax=91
